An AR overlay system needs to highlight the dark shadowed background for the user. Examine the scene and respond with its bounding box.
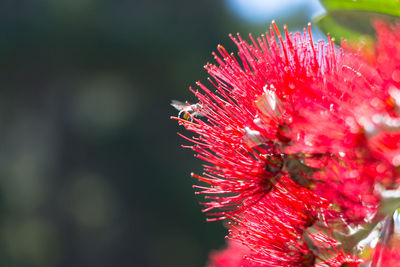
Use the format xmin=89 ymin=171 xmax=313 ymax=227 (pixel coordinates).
xmin=0 ymin=1 xmax=324 ymax=266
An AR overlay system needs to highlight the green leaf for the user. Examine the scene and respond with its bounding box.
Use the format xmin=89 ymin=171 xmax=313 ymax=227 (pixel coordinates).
xmin=314 ymin=9 xmax=400 ymax=46
xmin=324 ymin=10 xmax=396 ymax=35
xmin=380 ymin=196 xmax=400 ymax=216
xmin=320 ymin=0 xmax=400 ymax=17
xmin=314 ymin=13 xmax=374 ymax=46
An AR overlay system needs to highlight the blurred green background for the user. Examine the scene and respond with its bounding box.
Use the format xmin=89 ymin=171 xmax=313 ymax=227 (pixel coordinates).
xmin=0 ymin=1 xmax=323 ymax=266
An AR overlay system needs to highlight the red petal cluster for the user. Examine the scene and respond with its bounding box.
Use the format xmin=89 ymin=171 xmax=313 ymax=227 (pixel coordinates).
xmin=206 ymin=239 xmax=251 ymax=267
xmin=374 ymin=21 xmax=400 ymax=95
xmin=371 ymin=244 xmax=400 ymax=266
xmin=177 ymin=22 xmax=388 ymax=221
xmin=174 ymin=21 xmax=400 ymax=266
xmin=228 ymin=176 xmax=328 ymax=266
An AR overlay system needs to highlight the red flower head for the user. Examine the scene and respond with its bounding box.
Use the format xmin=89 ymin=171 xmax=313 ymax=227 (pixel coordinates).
xmin=174 ymin=22 xmax=391 ymax=223
xmin=174 ymin=20 xmax=400 ymax=266
xmin=207 ymin=239 xmax=251 ymax=267
xmin=374 ymin=21 xmax=400 ymax=94
xmin=227 ymin=176 xmax=330 ymax=266
xmin=366 ymin=22 xmax=400 ymax=186
xmin=371 ymin=243 xmax=400 ymax=266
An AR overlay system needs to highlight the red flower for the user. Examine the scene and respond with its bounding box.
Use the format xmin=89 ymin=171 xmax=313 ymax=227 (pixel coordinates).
xmin=312 ymin=152 xmax=391 ymax=223
xmin=174 ymin=20 xmax=400 ymax=266
xmin=366 ymin=22 xmax=400 ymax=182
xmin=371 ymin=244 xmax=400 ymax=266
xmin=228 ymin=176 xmax=330 ymax=266
xmin=175 ymin=22 xmax=354 ymax=220
xmin=175 ymin=21 xmax=391 ymax=223
xmin=207 ymin=239 xmax=252 ymax=267
xmin=374 ymin=21 xmax=400 ymax=93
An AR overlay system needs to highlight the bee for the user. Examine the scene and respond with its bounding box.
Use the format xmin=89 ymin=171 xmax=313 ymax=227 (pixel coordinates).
xmin=170 ymin=100 xmax=204 ymax=121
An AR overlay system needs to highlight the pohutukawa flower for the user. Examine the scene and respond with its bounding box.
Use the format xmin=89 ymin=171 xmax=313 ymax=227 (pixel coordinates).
xmin=227 ymin=176 xmax=330 ymax=266
xmin=371 ymin=244 xmax=400 ymax=266
xmin=174 ymin=22 xmax=332 ymax=220
xmin=173 ymin=20 xmax=400 ymax=266
xmin=174 ymin=21 xmax=389 ymax=222
xmin=206 ymin=239 xmax=251 ymax=267
xmin=374 ymin=21 xmax=400 ymax=94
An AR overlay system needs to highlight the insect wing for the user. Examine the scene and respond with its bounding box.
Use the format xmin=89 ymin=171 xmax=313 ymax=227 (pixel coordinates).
xmin=170 ymin=100 xmax=187 ymax=111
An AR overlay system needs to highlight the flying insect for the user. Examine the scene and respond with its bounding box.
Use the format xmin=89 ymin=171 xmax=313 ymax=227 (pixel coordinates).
xmin=171 ymin=100 xmax=204 ymax=121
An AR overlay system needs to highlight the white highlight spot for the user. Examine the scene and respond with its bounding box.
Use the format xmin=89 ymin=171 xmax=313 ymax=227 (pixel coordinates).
xmin=263 ymin=85 xmax=277 ymax=111
xmin=392 ymin=155 xmax=400 ymax=167
xmin=244 ymin=127 xmax=263 ymax=145
xmin=389 ymin=85 xmax=400 ymax=106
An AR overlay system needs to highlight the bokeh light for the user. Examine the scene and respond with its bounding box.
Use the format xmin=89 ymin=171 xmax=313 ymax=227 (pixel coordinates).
xmin=226 ymin=0 xmax=325 ymax=24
